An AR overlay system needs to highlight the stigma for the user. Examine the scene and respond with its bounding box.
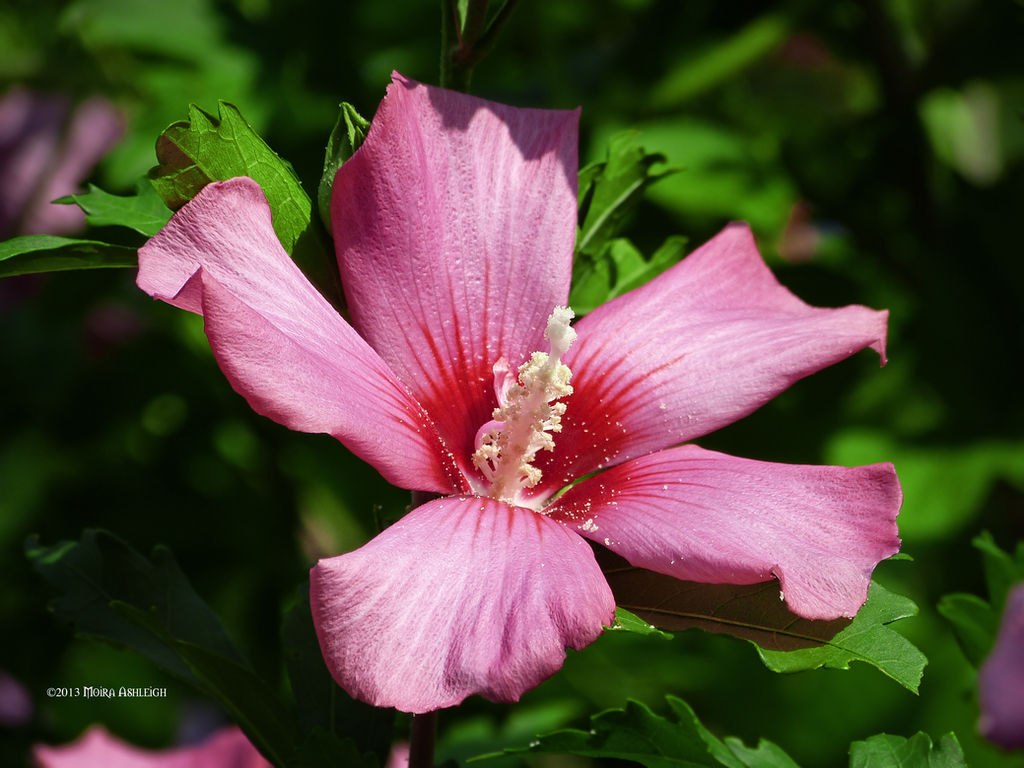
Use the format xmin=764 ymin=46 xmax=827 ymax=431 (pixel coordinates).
xmin=472 ymin=307 xmax=576 ymax=505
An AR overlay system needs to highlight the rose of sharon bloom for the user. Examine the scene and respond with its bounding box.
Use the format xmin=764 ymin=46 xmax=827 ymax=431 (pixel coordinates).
xmin=0 ymin=87 xmax=123 ymax=239
xmin=33 ymin=724 xmax=270 ymax=768
xmin=137 ymin=72 xmax=901 ymax=713
xmin=979 ymin=583 xmax=1024 ymax=749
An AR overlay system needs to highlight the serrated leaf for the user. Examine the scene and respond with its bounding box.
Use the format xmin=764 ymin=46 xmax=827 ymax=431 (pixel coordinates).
xmin=282 ymin=591 xmax=394 ymax=764
xmin=55 ymin=180 xmax=172 ymax=237
xmin=576 ymin=131 xmax=673 ymax=260
xmin=724 ymin=737 xmax=803 ymax=768
xmin=148 ymin=101 xmax=342 ymax=309
xmin=26 ymin=530 xmax=244 ymax=678
xmin=598 ymin=549 xmax=851 ymax=652
xmin=849 ymin=732 xmax=966 ymax=768
xmin=488 ymin=696 xmax=744 ymax=768
xmin=26 ymin=530 xmax=300 ymax=767
xmin=482 ymin=696 xmax=963 ymax=768
xmin=569 ymin=235 xmax=687 ymax=313
xmin=608 ymin=607 xmax=673 ymax=639
xmin=0 ymin=235 xmax=136 ymax=277
xmin=317 ymin=102 xmax=370 ymax=234
xmin=757 ymin=583 xmax=926 ymax=692
xmin=597 ymin=550 xmax=925 ymax=691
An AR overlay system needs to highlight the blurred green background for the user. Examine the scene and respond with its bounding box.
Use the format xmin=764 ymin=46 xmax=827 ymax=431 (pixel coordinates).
xmin=2 ymin=0 xmax=1023 ymax=765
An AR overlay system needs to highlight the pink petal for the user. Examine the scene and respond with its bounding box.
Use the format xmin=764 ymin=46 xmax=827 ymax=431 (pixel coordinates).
xmin=533 ymin=223 xmax=888 ymax=494
xmin=22 ymin=95 xmax=124 ymax=236
xmin=0 ymin=670 xmax=32 ymax=726
xmin=331 ymin=72 xmax=578 ymax=479
xmin=32 ymin=724 xmax=270 ymax=768
xmin=310 ymin=495 xmax=615 ymax=713
xmin=137 ymin=177 xmax=461 ymax=494
xmin=979 ymin=583 xmax=1024 ymax=749
xmin=0 ymin=88 xmax=65 ymax=237
xmin=548 ymin=444 xmax=901 ymax=620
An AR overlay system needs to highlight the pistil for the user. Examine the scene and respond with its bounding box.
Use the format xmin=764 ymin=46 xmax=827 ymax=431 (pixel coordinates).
xmin=472 ymin=307 xmax=576 ymax=504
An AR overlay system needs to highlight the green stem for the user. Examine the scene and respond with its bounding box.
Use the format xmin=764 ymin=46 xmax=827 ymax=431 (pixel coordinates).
xmin=408 ymin=710 xmax=438 ymax=768
xmin=439 ymin=0 xmax=519 ymax=92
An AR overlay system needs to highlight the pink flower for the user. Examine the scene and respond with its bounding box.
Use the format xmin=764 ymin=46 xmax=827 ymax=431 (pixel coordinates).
xmin=0 ymin=87 xmax=123 ymax=239
xmin=137 ymin=73 xmax=901 ymax=714
xmin=33 ymin=724 xmax=270 ymax=767
xmin=979 ymin=583 xmax=1024 ymax=749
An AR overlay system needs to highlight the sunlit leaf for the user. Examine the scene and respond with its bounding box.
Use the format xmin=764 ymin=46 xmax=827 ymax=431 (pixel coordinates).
xmin=317 ymin=102 xmax=370 ymax=234
xmin=576 ymin=130 xmax=672 ymax=260
xmin=55 ymin=180 xmax=172 ymax=237
xmin=0 ymin=235 xmax=136 ymax=277
xmin=608 ymin=607 xmax=673 ymax=639
xmin=757 ymin=583 xmax=926 ymax=692
xmin=848 ymin=732 xmax=966 ymax=768
xmin=148 ymin=101 xmax=342 ymax=308
xmin=588 ymin=118 xmax=797 ymax=239
xmin=569 ymin=235 xmax=687 ymax=314
xmin=724 ymin=737 xmax=803 ymax=768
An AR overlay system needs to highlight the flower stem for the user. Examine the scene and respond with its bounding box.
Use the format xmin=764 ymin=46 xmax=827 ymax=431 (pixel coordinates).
xmin=408 ymin=710 xmax=438 ymax=768
xmin=439 ymin=0 xmax=520 ymax=92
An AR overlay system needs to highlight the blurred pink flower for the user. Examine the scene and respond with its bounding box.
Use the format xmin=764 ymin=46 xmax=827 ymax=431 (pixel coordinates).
xmin=0 ymin=87 xmax=122 ymax=239
xmin=979 ymin=583 xmax=1024 ymax=749
xmin=137 ymin=73 xmax=901 ymax=713
xmin=0 ymin=670 xmax=32 ymax=727
xmin=33 ymin=724 xmax=270 ymax=768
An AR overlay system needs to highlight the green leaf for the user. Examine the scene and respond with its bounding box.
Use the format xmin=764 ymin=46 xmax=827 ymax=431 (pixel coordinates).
xmin=608 ymin=607 xmax=674 ymax=639
xmin=26 ymin=529 xmax=301 ymax=767
xmin=724 ymin=738 xmax=803 ymax=768
xmin=482 ymin=696 xmax=962 ymax=768
xmin=757 ymin=583 xmax=926 ymax=692
xmin=598 ymin=550 xmax=925 ymax=691
xmin=26 ymin=530 xmax=246 ymax=678
xmin=599 ymin=548 xmax=852 ymax=652
xmin=0 ymin=235 xmax=136 ymax=278
xmin=487 ymin=696 xmax=746 ymax=768
xmin=154 ymin=637 xmax=302 ymax=768
xmin=292 ymin=728 xmax=379 ymax=768
xmin=826 ymin=433 xmax=1024 ymax=542
xmin=148 ymin=101 xmax=343 ymax=309
xmin=317 ymin=102 xmax=370 ymax=234
xmin=650 ymin=13 xmax=792 ymax=108
xmin=576 ymin=131 xmax=673 ymax=260
xmin=936 ymin=592 xmax=999 ymax=667
xmin=55 ymin=180 xmax=172 ymax=237
xmin=569 ymin=235 xmax=687 ymax=313
xmin=937 ymin=532 xmax=1024 ymax=667
xmin=974 ymin=530 xmax=1024 ymax=611
xmin=848 ymin=732 xmax=966 ymax=768
xmin=281 ymin=591 xmax=394 ymax=763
